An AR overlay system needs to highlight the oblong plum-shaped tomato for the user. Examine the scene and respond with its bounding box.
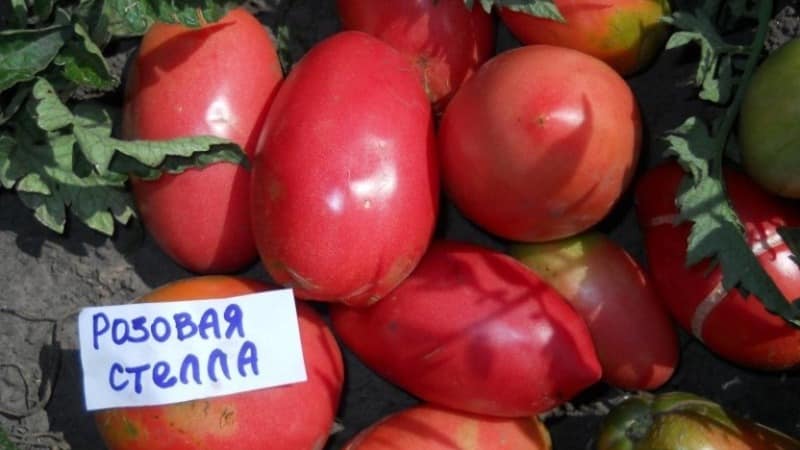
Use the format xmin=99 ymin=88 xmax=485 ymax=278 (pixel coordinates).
xmin=597 ymin=391 xmax=800 ymax=450
xmin=343 ymin=404 xmax=552 ymax=450
xmin=331 ymin=241 xmax=602 ymax=418
xmin=123 ymin=8 xmax=283 ymax=273
xmin=438 ymin=44 xmax=641 ymax=242
xmin=336 ymin=0 xmax=495 ymax=111
xmin=252 ymin=31 xmax=439 ymax=306
xmin=94 ymin=276 xmax=345 ymax=450
xmin=636 ymin=162 xmax=800 ymax=370
xmin=499 ymin=0 xmax=671 ymax=75
xmin=511 ymin=232 xmax=678 ymax=390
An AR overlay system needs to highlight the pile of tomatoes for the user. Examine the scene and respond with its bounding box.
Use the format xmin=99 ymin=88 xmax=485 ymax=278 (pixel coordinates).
xmin=94 ymin=1 xmax=800 ymax=449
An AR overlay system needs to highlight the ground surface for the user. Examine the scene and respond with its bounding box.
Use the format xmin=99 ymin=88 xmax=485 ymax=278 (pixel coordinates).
xmin=2 ymin=1 xmax=800 ymax=449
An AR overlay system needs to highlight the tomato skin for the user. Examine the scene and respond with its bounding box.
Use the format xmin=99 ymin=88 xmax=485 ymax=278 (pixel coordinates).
xmin=336 ymin=0 xmax=495 ymax=111
xmin=499 ymin=0 xmax=671 ymax=75
xmin=122 ymin=8 xmax=283 ymax=273
xmin=597 ymin=391 xmax=800 ymax=450
xmin=739 ymin=38 xmax=800 ymax=198
xmin=93 ymin=276 xmax=345 ymax=450
xmin=438 ymin=45 xmax=641 ymax=242
xmin=330 ymin=241 xmax=602 ymax=418
xmin=251 ymin=31 xmax=439 ymax=306
xmin=343 ymin=404 xmax=552 ymax=450
xmin=510 ymin=232 xmax=678 ymax=390
xmin=635 ymin=162 xmax=800 ymax=370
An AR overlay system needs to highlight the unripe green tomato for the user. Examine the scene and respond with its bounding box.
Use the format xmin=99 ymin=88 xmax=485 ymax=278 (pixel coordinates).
xmin=597 ymin=392 xmax=800 ymax=450
xmin=739 ymin=38 xmax=800 ymax=198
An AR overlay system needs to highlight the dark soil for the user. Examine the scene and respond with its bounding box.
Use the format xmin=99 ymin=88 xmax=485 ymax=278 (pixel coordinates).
xmin=2 ymin=2 xmax=800 ymax=449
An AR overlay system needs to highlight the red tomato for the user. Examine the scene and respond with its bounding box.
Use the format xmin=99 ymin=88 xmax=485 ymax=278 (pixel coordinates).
xmin=511 ymin=232 xmax=679 ymax=390
xmin=499 ymin=0 xmax=671 ymax=75
xmin=438 ymin=45 xmax=641 ymax=242
xmin=343 ymin=404 xmax=552 ymax=449
xmin=336 ymin=0 xmax=495 ymax=111
xmin=636 ymin=162 xmax=800 ymax=370
xmin=330 ymin=241 xmax=602 ymax=418
xmin=93 ymin=276 xmax=345 ymax=450
xmin=251 ymin=31 xmax=439 ymax=306
xmin=123 ymin=8 xmax=283 ymax=273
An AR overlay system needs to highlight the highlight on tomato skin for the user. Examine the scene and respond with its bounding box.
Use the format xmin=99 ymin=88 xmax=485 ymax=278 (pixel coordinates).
xmin=635 ymin=162 xmax=800 ymax=371
xmin=510 ymin=231 xmax=679 ymax=391
xmin=251 ymin=30 xmax=439 ymax=306
xmin=330 ymin=240 xmax=602 ymax=418
xmin=122 ymin=8 xmax=284 ymax=274
xmin=336 ymin=0 xmax=496 ymax=112
xmin=93 ymin=276 xmax=345 ymax=450
xmin=597 ymin=391 xmax=800 ymax=450
xmin=342 ymin=403 xmax=552 ymax=450
xmin=499 ymin=0 xmax=672 ymax=76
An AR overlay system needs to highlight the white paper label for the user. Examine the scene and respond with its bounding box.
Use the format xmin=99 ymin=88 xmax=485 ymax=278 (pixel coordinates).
xmin=78 ymin=288 xmax=307 ymax=411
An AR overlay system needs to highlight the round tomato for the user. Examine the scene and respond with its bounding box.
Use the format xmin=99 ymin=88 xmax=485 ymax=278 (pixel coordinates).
xmin=597 ymin=391 xmax=800 ymax=449
xmin=499 ymin=0 xmax=671 ymax=75
xmin=636 ymin=162 xmax=800 ymax=370
xmin=438 ymin=44 xmax=641 ymax=242
xmin=123 ymin=8 xmax=283 ymax=273
xmin=330 ymin=241 xmax=602 ymax=418
xmin=93 ymin=276 xmax=345 ymax=450
xmin=511 ymin=232 xmax=679 ymax=390
xmin=251 ymin=31 xmax=439 ymax=306
xmin=336 ymin=0 xmax=495 ymax=111
xmin=343 ymin=404 xmax=552 ymax=449
xmin=739 ymin=38 xmax=800 ymax=198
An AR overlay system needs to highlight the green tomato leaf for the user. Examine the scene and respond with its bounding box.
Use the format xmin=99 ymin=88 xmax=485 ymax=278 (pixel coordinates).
xmin=0 ymin=25 xmax=71 ymax=94
xmin=54 ymin=21 xmax=118 ymax=90
xmin=663 ymin=10 xmax=744 ymax=105
xmin=105 ymin=0 xmax=239 ymax=35
xmin=6 ymin=0 xmax=29 ymax=29
xmin=29 ymin=78 xmax=73 ymax=131
xmin=664 ymin=117 xmax=800 ymax=326
xmin=463 ymin=0 xmax=565 ymax=22
xmin=75 ymin=0 xmax=113 ymax=47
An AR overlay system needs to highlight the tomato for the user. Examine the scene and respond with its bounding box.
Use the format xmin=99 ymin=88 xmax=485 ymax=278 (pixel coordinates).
xmin=336 ymin=0 xmax=495 ymax=111
xmin=597 ymin=391 xmax=800 ymax=449
xmin=739 ymin=38 xmax=800 ymax=198
xmin=122 ymin=8 xmax=283 ymax=273
xmin=93 ymin=276 xmax=345 ymax=450
xmin=330 ymin=241 xmax=602 ymax=418
xmin=251 ymin=31 xmax=439 ymax=306
xmin=343 ymin=404 xmax=552 ymax=449
xmin=499 ymin=0 xmax=671 ymax=75
xmin=635 ymin=162 xmax=800 ymax=370
xmin=510 ymin=232 xmax=678 ymax=390
xmin=438 ymin=45 xmax=641 ymax=242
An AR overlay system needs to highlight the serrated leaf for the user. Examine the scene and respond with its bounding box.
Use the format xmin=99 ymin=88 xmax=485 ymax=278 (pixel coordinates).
xmin=29 ymin=77 xmax=73 ymax=131
xmin=54 ymin=22 xmax=118 ymax=90
xmin=19 ymin=190 xmax=66 ymax=233
xmin=17 ymin=172 xmax=51 ymax=194
xmin=0 ymin=25 xmax=71 ymax=94
xmin=663 ymin=10 xmax=742 ymax=104
xmin=105 ymin=0 xmax=239 ymax=35
xmin=464 ymin=0 xmax=565 ymax=22
xmin=665 ymin=116 xmax=800 ymax=326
